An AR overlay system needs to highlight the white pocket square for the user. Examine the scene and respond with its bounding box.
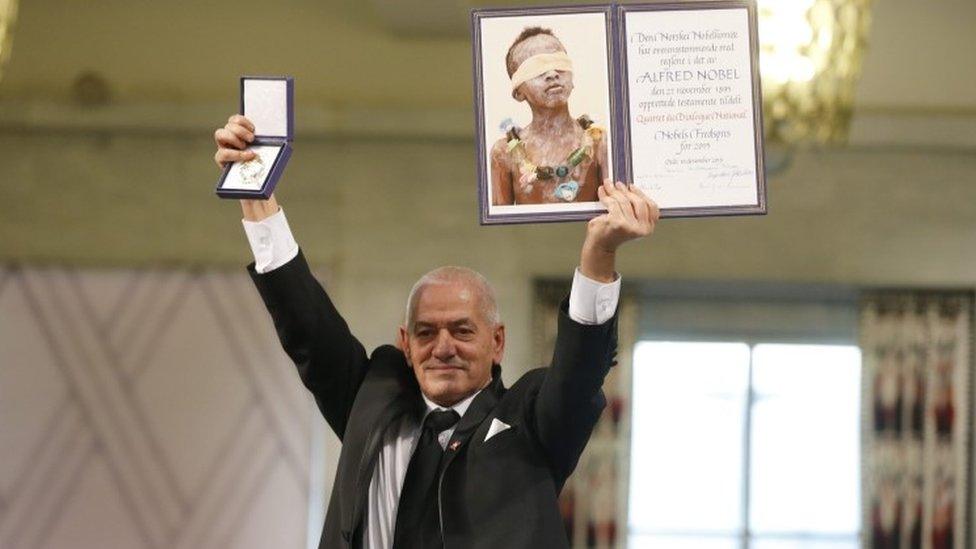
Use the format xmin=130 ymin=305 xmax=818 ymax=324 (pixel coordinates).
xmin=484 ymin=418 xmax=512 ymax=442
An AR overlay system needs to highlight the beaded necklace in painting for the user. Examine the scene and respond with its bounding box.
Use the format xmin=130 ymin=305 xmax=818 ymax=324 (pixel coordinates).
xmin=501 ymin=115 xmax=604 ymax=202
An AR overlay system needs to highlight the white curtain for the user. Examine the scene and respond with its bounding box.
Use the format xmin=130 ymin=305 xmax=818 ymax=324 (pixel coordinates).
xmin=0 ymin=265 xmax=324 ymax=549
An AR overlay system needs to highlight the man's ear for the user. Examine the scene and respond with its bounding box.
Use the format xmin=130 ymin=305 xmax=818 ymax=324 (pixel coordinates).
xmin=492 ymin=323 xmax=506 ymax=365
xmin=511 ymin=88 xmax=525 ymax=102
xmin=397 ymin=325 xmax=412 ymax=366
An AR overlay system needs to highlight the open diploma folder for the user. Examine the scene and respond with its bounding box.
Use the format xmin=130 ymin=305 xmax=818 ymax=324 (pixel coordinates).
xmin=472 ymin=1 xmax=766 ymax=224
xmin=215 ymin=76 xmax=294 ymax=200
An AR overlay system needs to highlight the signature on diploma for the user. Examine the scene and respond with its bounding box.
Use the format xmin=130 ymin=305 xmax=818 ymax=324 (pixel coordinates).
xmin=633 ymin=176 xmax=664 ymax=191
xmin=701 ymin=164 xmax=753 ymax=190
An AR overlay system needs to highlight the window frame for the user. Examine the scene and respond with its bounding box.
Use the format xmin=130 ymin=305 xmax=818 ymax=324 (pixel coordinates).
xmin=628 ymin=281 xmax=862 ymax=548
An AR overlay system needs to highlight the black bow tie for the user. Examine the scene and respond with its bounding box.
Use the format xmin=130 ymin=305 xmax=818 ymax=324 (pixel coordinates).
xmin=424 ymin=409 xmax=461 ymax=435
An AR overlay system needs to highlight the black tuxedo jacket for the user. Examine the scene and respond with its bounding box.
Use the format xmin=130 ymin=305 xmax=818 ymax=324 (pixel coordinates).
xmin=249 ymin=251 xmax=618 ymax=548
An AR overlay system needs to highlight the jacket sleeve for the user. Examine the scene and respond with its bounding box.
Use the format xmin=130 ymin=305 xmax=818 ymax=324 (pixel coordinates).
xmin=248 ymin=250 xmax=369 ymax=440
xmin=531 ymin=297 xmax=618 ymax=483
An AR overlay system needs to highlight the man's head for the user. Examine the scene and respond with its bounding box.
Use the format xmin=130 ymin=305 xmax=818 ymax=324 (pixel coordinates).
xmin=397 ymin=267 xmax=505 ymax=407
xmin=505 ymin=27 xmax=575 ymax=107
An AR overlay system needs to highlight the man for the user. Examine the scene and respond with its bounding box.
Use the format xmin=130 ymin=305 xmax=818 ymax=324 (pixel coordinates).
xmin=491 ymin=27 xmax=609 ymax=205
xmin=214 ymin=114 xmax=658 ymax=548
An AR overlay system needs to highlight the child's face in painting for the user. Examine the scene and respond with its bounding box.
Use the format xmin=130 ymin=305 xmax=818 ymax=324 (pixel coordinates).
xmin=511 ymin=34 xmax=574 ymax=109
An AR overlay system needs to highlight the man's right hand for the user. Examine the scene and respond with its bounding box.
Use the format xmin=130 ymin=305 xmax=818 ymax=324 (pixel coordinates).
xmin=214 ymin=114 xmax=279 ymax=221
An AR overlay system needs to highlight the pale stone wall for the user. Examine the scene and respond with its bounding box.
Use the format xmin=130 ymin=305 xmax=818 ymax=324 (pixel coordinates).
xmin=3 ymin=126 xmax=974 ymax=383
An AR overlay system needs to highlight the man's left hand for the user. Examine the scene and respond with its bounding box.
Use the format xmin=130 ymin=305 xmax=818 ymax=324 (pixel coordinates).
xmin=580 ymin=180 xmax=660 ymax=282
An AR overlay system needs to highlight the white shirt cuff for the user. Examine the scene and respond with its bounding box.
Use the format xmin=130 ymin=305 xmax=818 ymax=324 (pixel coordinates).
xmin=241 ymin=208 xmax=299 ymax=274
xmin=568 ymin=268 xmax=621 ymax=325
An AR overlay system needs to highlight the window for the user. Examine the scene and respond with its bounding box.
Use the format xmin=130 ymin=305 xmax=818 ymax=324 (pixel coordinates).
xmin=628 ymin=341 xmax=861 ymax=548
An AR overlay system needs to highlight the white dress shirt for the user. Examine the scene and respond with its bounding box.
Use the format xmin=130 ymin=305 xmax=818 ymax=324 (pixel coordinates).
xmin=242 ymin=208 xmax=621 ymax=548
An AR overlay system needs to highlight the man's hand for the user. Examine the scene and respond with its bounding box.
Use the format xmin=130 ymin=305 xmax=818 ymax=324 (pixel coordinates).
xmin=213 ymin=114 xmax=279 ymax=221
xmin=580 ymin=179 xmax=660 ymax=282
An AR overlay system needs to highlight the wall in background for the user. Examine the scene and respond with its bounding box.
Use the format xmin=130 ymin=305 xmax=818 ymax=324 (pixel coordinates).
xmin=2 ymin=128 xmax=974 ymax=384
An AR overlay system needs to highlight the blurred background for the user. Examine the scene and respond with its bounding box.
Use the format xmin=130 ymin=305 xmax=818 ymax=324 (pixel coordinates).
xmin=0 ymin=0 xmax=974 ymax=547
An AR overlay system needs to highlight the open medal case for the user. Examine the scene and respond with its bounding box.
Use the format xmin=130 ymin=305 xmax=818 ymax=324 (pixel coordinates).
xmin=215 ymin=76 xmax=294 ymax=199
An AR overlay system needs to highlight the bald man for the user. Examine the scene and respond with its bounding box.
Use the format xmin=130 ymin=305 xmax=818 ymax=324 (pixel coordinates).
xmin=214 ymin=114 xmax=659 ymax=548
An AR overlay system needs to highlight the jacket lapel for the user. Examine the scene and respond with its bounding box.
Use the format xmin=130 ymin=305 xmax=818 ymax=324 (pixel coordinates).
xmin=339 ymin=347 xmax=421 ymax=541
xmin=440 ymin=364 xmax=505 ymax=471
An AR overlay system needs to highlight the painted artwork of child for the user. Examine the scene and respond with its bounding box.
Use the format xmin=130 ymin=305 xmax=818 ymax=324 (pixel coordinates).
xmin=490 ymin=27 xmax=609 ymax=206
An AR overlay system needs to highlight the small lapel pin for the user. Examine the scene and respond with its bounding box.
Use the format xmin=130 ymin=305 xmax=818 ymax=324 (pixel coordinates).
xmin=449 ymin=440 xmax=462 ymax=451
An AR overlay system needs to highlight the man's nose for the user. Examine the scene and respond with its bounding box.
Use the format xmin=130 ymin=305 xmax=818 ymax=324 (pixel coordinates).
xmin=543 ymin=69 xmax=559 ymax=81
xmin=432 ymin=330 xmax=456 ymax=359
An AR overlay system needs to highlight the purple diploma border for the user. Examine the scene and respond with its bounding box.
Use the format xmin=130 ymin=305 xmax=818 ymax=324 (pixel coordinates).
xmin=616 ymin=1 xmax=767 ymax=218
xmin=471 ymin=4 xmax=618 ymax=225
xmin=470 ymin=1 xmax=766 ymax=225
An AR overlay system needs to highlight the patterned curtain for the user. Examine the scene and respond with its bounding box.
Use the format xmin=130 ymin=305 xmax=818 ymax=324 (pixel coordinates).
xmin=534 ymin=281 xmax=639 ymax=549
xmin=860 ymin=291 xmax=974 ymax=549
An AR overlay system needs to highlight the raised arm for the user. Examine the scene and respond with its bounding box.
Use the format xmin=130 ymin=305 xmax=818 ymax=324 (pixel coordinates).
xmin=532 ymin=179 xmax=659 ymax=481
xmin=215 ymin=115 xmax=369 ymax=439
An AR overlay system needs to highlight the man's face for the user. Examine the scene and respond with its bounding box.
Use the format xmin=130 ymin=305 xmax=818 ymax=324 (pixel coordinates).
xmin=398 ymin=281 xmax=505 ymax=407
xmin=510 ymin=33 xmax=574 ymax=108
